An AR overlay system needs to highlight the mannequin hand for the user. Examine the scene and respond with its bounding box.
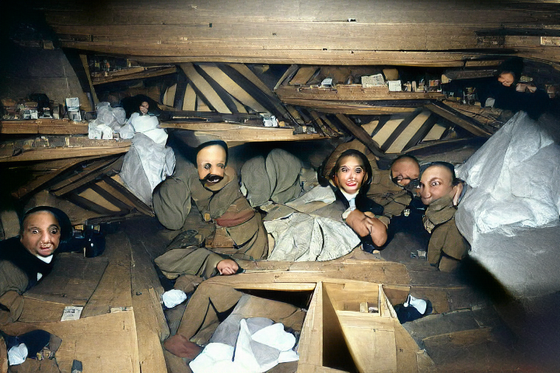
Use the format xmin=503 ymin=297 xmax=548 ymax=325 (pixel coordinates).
xmin=217 ymin=259 xmax=239 ymax=276
xmin=345 ymin=209 xmax=388 ymax=247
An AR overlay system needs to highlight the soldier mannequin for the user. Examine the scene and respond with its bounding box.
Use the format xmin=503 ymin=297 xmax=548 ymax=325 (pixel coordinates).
xmin=152 ymin=140 xmax=268 ymax=280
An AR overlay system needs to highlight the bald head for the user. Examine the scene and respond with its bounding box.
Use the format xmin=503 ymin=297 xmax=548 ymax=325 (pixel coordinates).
xmin=419 ymin=164 xmax=457 ymax=205
xmin=390 ymin=155 xmax=420 ymax=187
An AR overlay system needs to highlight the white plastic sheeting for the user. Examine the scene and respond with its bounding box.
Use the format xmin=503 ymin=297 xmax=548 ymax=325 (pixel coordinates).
xmin=457 ymin=111 xmax=560 ymax=240
xmin=120 ymin=133 xmax=175 ymax=206
xmin=456 ymin=111 xmax=560 ymax=297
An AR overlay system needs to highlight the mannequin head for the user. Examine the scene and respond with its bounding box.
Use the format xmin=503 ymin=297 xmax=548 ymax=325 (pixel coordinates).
xmin=331 ymin=149 xmax=372 ymax=195
xmin=20 ymin=206 xmax=71 ymax=257
xmin=195 ymin=140 xmax=229 ymax=186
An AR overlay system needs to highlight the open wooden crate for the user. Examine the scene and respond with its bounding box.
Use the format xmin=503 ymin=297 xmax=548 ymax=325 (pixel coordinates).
xmin=178 ymin=273 xmax=435 ymax=373
xmin=296 ymin=280 xmax=433 ymax=373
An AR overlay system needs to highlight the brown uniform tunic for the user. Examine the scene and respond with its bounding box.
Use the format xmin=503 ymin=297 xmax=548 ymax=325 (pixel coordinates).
xmin=367 ymin=169 xmax=412 ymax=226
xmin=152 ymin=159 xmax=268 ymax=279
xmin=423 ymin=195 xmax=470 ymax=272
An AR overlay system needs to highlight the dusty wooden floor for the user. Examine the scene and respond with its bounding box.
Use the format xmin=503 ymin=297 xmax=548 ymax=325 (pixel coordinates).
xmin=121 ymin=215 xmax=560 ymax=373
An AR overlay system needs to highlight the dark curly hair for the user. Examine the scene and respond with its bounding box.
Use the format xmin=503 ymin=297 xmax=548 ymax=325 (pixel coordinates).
xmin=329 ymin=149 xmax=373 ymax=192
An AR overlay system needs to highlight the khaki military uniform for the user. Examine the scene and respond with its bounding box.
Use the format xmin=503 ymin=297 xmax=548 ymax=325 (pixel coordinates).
xmin=367 ymin=169 xmax=412 ymax=226
xmin=153 ymin=158 xmax=268 ymax=280
xmin=423 ymin=195 xmax=470 ymax=272
xmin=0 ymin=260 xmax=27 ymax=324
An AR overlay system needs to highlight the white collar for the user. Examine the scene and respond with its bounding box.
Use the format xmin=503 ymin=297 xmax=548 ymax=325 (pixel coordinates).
xmin=36 ymin=254 xmax=53 ymax=264
xmin=340 ymin=190 xmax=358 ymax=202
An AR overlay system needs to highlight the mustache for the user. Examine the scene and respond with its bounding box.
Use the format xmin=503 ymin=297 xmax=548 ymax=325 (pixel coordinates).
xmin=202 ymin=174 xmax=224 ymax=183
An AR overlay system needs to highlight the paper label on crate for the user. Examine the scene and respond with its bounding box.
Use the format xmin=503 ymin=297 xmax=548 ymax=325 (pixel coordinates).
xmin=388 ymin=80 xmax=402 ymax=91
xmin=61 ymin=306 xmax=83 ymax=321
xmin=65 ymin=97 xmax=80 ymax=110
xmin=361 ymin=74 xmax=385 ymax=87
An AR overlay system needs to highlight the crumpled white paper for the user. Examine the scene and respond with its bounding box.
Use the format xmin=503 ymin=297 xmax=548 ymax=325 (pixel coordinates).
xmin=189 ymin=318 xmax=299 ymax=373
xmin=8 ymin=343 xmax=28 ymax=366
xmin=162 ymin=289 xmax=188 ymax=308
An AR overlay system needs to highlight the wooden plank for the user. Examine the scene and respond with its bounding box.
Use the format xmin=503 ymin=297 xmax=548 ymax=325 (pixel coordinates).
xmin=129 ymin=230 xmax=169 ymax=372
xmin=160 ymin=121 xmax=289 ymax=131
xmin=182 ymin=83 xmax=196 ymax=111
xmin=276 ymin=84 xmax=445 ymax=101
xmin=86 ymin=183 xmax=133 ymax=212
xmin=101 ymin=175 xmax=155 ymax=217
xmin=25 ymin=254 xmax=109 ymax=305
xmin=92 ymin=66 xmax=177 ymax=85
xmin=289 ymin=66 xmax=319 ymax=85
xmin=381 ymin=108 xmax=424 ymax=152
xmin=2 ymin=311 xmax=141 ymax=373
xmin=180 ymin=63 xmax=232 ymax=114
xmin=127 ymin=50 xmax=480 ymax=67
xmin=372 ymin=118 xmax=404 ymax=147
xmin=386 ymin=110 xmax=432 ymax=154
xmin=0 ymin=143 xmax=130 ymax=163
xmin=335 ymin=114 xmax=386 ymax=159
xmin=50 ymin=22 xmax=507 ymax=61
xmin=274 ymin=64 xmax=299 ymax=91
xmin=17 ymin=298 xmax=67 ymax=323
xmin=281 ymin=99 xmax=417 ymax=115
xmin=11 ymin=156 xmax=97 ymax=199
xmin=208 ymin=259 xmax=411 ymax=293
xmin=422 ymin=122 xmax=448 ymax=142
xmin=79 ymin=54 xmax=99 ymax=105
xmin=361 ymin=120 xmax=380 ymax=137
xmin=43 ymin=2 xmax=543 ymax=28
xmin=229 ymin=63 xmax=279 ymax=100
xmin=81 ymin=233 xmax=133 ymax=317
xmin=425 ymin=102 xmax=492 ymax=137
xmin=65 ymin=193 xmax=128 ymax=216
xmin=197 ymin=64 xmax=268 ymax=112
xmin=337 ymin=311 xmax=397 ymax=372
xmin=183 ymin=128 xmax=325 ymax=144
xmin=309 ymin=111 xmax=337 ymax=137
xmin=403 ymin=112 xmax=440 ymax=152
xmin=0 ymin=120 xmax=88 ymax=135
xmin=50 ymin=157 xmax=121 ymax=195
xmin=422 ymin=327 xmax=493 ymax=347
xmin=163 ymin=83 xmax=177 ymax=107
xmin=298 ymin=283 xmax=323 ymax=367
xmin=221 ymin=64 xmax=293 ymax=120
xmin=321 ymin=114 xmax=344 ymax=135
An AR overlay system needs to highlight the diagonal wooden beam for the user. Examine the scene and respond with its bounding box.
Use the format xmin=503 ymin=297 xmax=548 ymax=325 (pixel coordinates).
xmin=335 ymin=114 xmax=387 ymax=159
xmin=425 ymin=101 xmax=492 ymax=137
xmin=179 ymin=63 xmax=232 ymax=114
xmin=197 ymin=64 xmax=268 ymax=113
xmin=11 ymin=156 xmax=97 ymax=200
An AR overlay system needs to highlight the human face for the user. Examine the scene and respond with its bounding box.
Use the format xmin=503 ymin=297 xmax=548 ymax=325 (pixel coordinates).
xmin=20 ymin=211 xmax=61 ymax=257
xmin=391 ymin=158 xmax=420 ymax=187
xmin=334 ymin=155 xmax=367 ymax=194
xmin=196 ymin=145 xmax=227 ymax=184
xmin=419 ymin=165 xmax=456 ymax=206
xmin=139 ymin=101 xmax=149 ymax=115
xmin=498 ymin=72 xmax=515 ymax=87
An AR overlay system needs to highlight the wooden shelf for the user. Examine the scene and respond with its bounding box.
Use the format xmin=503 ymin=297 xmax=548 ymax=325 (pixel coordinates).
xmin=163 ymin=121 xmax=328 ymax=147
xmin=0 ymin=119 xmax=89 ymax=135
xmin=276 ymin=84 xmax=445 ymax=101
xmin=0 ymin=137 xmax=131 ymax=163
xmin=91 ymin=66 xmax=177 ymax=85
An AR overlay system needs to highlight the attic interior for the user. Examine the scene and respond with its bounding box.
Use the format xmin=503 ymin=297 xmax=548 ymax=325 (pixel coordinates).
xmin=1 ymin=1 xmax=560 ymax=372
